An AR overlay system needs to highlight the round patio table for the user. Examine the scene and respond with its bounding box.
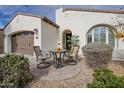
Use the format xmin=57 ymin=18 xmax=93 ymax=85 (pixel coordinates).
xmin=50 ymin=50 xmax=67 ymax=69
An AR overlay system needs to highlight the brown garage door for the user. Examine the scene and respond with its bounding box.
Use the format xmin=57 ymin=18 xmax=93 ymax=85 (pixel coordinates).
xmin=11 ymin=31 xmax=34 ymax=55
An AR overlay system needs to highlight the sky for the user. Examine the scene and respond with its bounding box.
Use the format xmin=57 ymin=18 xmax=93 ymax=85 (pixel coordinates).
xmin=0 ymin=5 xmax=123 ymax=28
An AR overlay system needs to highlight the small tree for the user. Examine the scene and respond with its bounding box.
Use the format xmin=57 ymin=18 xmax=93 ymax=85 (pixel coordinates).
xmin=70 ymin=35 xmax=80 ymax=53
xmin=112 ymin=15 xmax=124 ymax=48
xmin=112 ymin=15 xmax=124 ymax=32
xmin=71 ymin=35 xmax=80 ymax=46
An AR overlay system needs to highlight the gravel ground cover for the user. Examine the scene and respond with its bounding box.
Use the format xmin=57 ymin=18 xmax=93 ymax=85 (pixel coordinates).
xmin=27 ymin=58 xmax=94 ymax=88
xmin=1 ymin=54 xmax=124 ymax=88
xmin=26 ymin=58 xmax=124 ymax=88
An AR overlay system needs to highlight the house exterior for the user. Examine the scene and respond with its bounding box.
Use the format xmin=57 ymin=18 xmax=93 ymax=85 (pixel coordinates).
xmin=4 ymin=13 xmax=60 ymax=55
xmin=2 ymin=8 xmax=124 ymax=56
xmin=0 ymin=29 xmax=4 ymax=54
xmin=56 ymin=8 xmax=124 ymax=54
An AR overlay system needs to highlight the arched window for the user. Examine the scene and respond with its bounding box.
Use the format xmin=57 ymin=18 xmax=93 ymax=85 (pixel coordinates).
xmin=87 ymin=31 xmax=92 ymax=44
xmin=87 ymin=26 xmax=115 ymax=48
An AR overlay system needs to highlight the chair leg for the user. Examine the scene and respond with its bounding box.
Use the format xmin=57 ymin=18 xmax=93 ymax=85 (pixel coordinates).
xmin=71 ymin=59 xmax=77 ymax=65
xmin=65 ymin=58 xmax=77 ymax=65
xmin=37 ymin=60 xmax=51 ymax=69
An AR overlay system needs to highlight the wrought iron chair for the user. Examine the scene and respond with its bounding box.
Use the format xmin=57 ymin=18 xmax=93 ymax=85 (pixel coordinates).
xmin=65 ymin=45 xmax=80 ymax=65
xmin=33 ymin=46 xmax=51 ymax=69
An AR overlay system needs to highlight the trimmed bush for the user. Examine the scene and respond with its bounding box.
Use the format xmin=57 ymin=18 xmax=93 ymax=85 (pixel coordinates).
xmin=87 ymin=69 xmax=124 ymax=88
xmin=82 ymin=42 xmax=113 ymax=69
xmin=0 ymin=54 xmax=33 ymax=88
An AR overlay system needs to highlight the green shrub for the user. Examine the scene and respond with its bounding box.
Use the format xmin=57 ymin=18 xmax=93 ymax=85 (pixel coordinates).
xmin=0 ymin=54 xmax=33 ymax=88
xmin=87 ymin=69 xmax=124 ymax=88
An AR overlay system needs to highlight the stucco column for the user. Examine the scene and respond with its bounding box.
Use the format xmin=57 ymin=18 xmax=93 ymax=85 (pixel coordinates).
xmin=4 ymin=35 xmax=7 ymax=53
xmin=4 ymin=35 xmax=11 ymax=53
xmin=115 ymin=39 xmax=118 ymax=49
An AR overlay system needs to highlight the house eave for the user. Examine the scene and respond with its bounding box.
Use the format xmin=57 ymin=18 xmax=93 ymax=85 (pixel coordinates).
xmin=63 ymin=8 xmax=124 ymax=14
xmin=3 ymin=12 xmax=59 ymax=30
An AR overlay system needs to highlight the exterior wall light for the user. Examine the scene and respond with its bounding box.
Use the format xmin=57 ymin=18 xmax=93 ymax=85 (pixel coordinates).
xmin=34 ymin=29 xmax=39 ymax=39
xmin=3 ymin=34 xmax=6 ymax=38
xmin=57 ymin=42 xmax=61 ymax=48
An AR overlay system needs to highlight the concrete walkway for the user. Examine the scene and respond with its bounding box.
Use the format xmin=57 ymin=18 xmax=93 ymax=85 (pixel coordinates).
xmin=112 ymin=49 xmax=124 ymax=60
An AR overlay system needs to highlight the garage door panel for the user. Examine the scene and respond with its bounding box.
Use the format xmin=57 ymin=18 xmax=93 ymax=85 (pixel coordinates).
xmin=11 ymin=32 xmax=34 ymax=55
xmin=17 ymin=48 xmax=33 ymax=55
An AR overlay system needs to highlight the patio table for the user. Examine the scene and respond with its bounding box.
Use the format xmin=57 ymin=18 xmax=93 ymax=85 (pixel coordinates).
xmin=50 ymin=50 xmax=67 ymax=68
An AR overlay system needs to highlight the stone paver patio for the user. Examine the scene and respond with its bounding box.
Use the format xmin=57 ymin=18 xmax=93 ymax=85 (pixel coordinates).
xmin=30 ymin=58 xmax=81 ymax=80
xmin=0 ymin=50 xmax=124 ymax=88
xmin=27 ymin=58 xmax=94 ymax=88
xmin=26 ymin=56 xmax=124 ymax=88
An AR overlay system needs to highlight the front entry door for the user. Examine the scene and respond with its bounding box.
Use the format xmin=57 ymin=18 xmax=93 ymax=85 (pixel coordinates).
xmin=66 ymin=33 xmax=72 ymax=50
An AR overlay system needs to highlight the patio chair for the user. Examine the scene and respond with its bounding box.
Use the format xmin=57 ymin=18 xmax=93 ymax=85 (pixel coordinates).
xmin=33 ymin=46 xmax=51 ymax=69
xmin=65 ymin=45 xmax=80 ymax=65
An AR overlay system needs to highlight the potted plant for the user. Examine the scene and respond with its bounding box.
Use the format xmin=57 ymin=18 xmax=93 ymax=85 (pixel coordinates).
xmin=70 ymin=34 xmax=80 ymax=53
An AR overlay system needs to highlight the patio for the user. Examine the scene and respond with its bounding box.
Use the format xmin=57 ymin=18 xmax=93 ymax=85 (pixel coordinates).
xmin=27 ymin=57 xmax=93 ymax=88
xmin=29 ymin=56 xmax=81 ymax=80
xmin=0 ymin=49 xmax=124 ymax=88
xmin=26 ymin=56 xmax=124 ymax=88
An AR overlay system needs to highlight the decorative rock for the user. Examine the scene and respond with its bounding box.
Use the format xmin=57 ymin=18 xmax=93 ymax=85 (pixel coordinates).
xmin=82 ymin=42 xmax=113 ymax=69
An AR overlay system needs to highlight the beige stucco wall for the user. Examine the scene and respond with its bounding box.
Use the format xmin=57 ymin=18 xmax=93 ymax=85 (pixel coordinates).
xmin=0 ymin=30 xmax=4 ymax=53
xmin=4 ymin=14 xmax=59 ymax=55
xmin=41 ymin=20 xmax=60 ymax=51
xmin=4 ymin=15 xmax=42 ymax=54
xmin=56 ymin=8 xmax=124 ymax=54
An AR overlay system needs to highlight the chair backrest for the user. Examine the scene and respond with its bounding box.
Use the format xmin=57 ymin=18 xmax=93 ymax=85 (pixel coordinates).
xmin=33 ymin=46 xmax=42 ymax=61
xmin=72 ymin=45 xmax=80 ymax=58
